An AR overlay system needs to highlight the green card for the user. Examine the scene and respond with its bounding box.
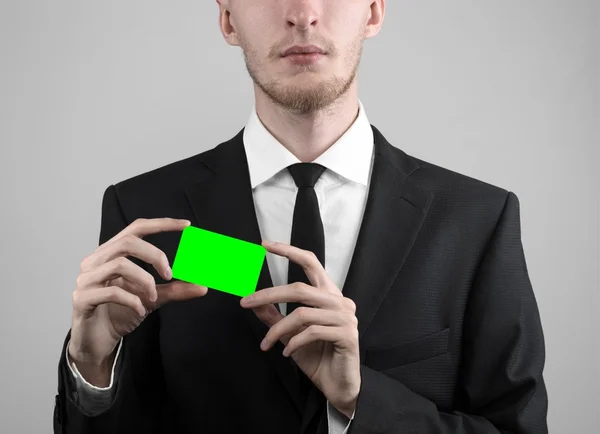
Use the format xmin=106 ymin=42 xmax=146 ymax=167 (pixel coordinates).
xmin=171 ymin=225 xmax=266 ymax=297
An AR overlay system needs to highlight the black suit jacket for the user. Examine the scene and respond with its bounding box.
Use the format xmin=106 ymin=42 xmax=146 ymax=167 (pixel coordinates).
xmin=54 ymin=125 xmax=548 ymax=433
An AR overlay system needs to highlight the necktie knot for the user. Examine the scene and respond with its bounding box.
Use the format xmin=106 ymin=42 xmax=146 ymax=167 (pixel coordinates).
xmin=288 ymin=163 xmax=326 ymax=188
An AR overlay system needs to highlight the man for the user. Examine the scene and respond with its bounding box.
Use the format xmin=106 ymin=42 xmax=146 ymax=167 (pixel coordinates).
xmin=53 ymin=1 xmax=548 ymax=433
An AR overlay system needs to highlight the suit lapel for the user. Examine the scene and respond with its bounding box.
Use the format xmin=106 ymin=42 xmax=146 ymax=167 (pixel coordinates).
xmin=301 ymin=126 xmax=435 ymax=433
xmin=342 ymin=125 xmax=434 ymax=342
xmin=183 ymin=129 xmax=305 ymax=418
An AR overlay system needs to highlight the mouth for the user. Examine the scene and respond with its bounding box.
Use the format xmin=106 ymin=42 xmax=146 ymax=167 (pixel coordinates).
xmin=281 ymin=45 xmax=326 ymax=57
xmin=281 ymin=45 xmax=326 ymax=66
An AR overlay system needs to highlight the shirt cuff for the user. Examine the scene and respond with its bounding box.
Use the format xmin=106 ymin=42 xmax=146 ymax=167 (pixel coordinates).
xmin=65 ymin=337 xmax=123 ymax=413
xmin=326 ymin=399 xmax=355 ymax=434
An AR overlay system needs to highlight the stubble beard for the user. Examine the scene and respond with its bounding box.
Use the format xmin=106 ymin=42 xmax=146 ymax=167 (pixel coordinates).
xmin=240 ymin=35 xmax=364 ymax=115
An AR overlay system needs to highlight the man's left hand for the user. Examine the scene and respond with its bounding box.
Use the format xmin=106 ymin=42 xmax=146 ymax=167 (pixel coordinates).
xmin=240 ymin=240 xmax=360 ymax=418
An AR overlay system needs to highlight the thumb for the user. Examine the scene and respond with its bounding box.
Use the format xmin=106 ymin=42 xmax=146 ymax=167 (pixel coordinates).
xmin=252 ymin=303 xmax=284 ymax=328
xmin=155 ymin=280 xmax=208 ymax=307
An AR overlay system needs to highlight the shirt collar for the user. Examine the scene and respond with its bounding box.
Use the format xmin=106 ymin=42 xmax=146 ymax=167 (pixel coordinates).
xmin=243 ymin=100 xmax=374 ymax=189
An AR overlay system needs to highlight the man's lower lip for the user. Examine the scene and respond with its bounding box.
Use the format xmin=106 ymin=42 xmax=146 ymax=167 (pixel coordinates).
xmin=283 ymin=53 xmax=324 ymax=65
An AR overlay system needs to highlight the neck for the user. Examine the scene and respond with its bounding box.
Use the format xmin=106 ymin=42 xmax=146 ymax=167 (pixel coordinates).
xmin=253 ymin=82 xmax=360 ymax=163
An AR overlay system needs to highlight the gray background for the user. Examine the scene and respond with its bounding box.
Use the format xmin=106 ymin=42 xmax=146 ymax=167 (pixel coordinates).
xmin=1 ymin=1 xmax=598 ymax=432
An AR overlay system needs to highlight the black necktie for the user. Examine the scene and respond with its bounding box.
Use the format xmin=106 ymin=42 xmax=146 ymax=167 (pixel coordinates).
xmin=286 ymin=162 xmax=327 ymax=406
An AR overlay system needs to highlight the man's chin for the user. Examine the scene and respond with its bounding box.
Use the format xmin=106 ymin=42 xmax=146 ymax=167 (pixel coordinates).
xmin=272 ymin=96 xmax=339 ymax=114
xmin=253 ymin=72 xmax=350 ymax=113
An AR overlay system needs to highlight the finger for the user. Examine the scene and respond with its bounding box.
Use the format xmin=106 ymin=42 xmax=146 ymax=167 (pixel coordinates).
xmin=111 ymin=276 xmax=157 ymax=310
xmin=73 ymin=285 xmax=146 ymax=317
xmin=262 ymin=241 xmax=334 ymax=290
xmin=262 ymin=307 xmax=345 ymax=351
xmin=99 ymin=218 xmax=191 ymax=251
xmin=241 ymin=282 xmax=341 ymax=310
xmin=155 ymin=280 xmax=208 ymax=307
xmin=83 ymin=234 xmax=171 ymax=281
xmin=282 ymin=325 xmax=347 ymax=358
xmin=251 ymin=304 xmax=296 ymax=347
xmin=108 ymin=278 xmax=208 ymax=310
xmin=106 ymin=277 xmax=206 ymax=311
xmin=77 ymin=257 xmax=158 ymax=303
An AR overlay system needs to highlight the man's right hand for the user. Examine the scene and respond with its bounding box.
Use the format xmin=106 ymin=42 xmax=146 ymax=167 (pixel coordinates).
xmin=68 ymin=217 xmax=208 ymax=385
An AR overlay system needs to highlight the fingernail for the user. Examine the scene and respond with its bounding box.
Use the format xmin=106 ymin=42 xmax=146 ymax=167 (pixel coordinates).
xmin=260 ymin=338 xmax=268 ymax=350
xmin=165 ymin=267 xmax=172 ymax=279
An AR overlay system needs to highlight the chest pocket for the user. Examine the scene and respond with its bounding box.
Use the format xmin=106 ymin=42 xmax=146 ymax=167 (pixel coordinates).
xmin=365 ymin=327 xmax=450 ymax=371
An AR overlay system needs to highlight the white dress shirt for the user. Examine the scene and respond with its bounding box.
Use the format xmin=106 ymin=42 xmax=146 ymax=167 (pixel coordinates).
xmin=67 ymin=99 xmax=375 ymax=434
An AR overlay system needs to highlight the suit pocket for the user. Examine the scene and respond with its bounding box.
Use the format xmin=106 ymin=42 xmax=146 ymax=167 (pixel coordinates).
xmin=365 ymin=327 xmax=450 ymax=371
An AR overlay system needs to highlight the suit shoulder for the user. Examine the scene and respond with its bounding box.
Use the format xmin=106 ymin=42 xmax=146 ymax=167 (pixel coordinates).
xmin=398 ymin=152 xmax=516 ymax=224
xmin=101 ymin=127 xmax=246 ymax=220
xmin=398 ymin=153 xmax=519 ymax=238
xmin=409 ymin=154 xmax=511 ymax=200
xmin=100 ymin=134 xmax=236 ymax=223
xmin=109 ymin=135 xmax=232 ymax=199
xmin=114 ymin=150 xmax=210 ymax=192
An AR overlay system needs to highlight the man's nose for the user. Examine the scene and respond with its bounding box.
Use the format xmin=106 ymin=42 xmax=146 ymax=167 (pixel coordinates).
xmin=285 ymin=2 xmax=320 ymax=30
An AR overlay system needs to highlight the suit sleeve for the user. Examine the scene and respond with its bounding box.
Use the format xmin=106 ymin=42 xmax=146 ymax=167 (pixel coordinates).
xmin=54 ymin=184 xmax=166 ymax=433
xmin=65 ymin=337 xmax=123 ymax=414
xmin=347 ymin=191 xmax=548 ymax=434
xmin=327 ymin=400 xmax=354 ymax=434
